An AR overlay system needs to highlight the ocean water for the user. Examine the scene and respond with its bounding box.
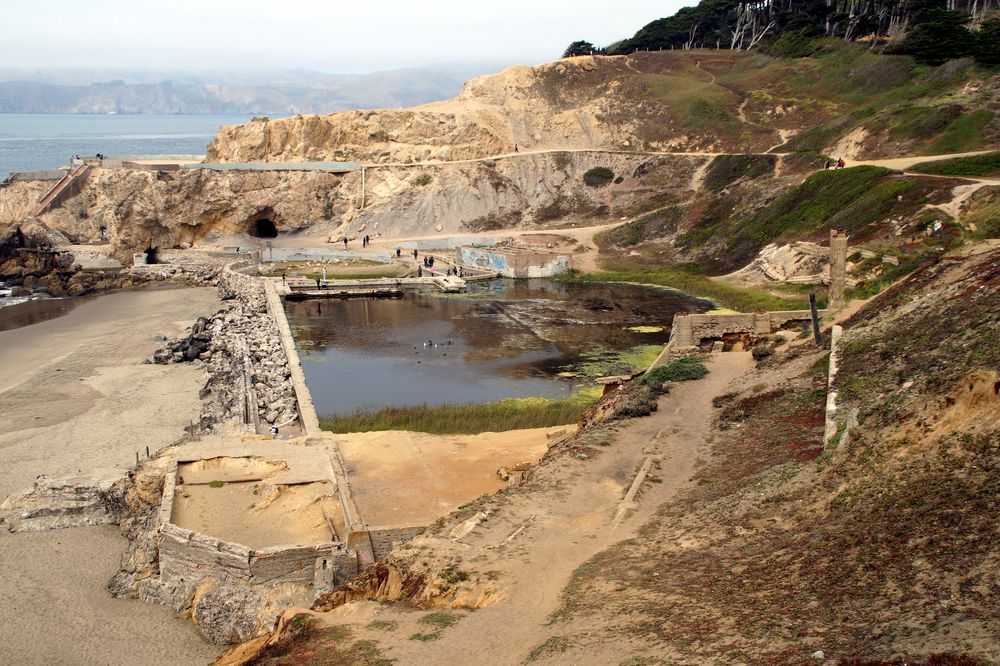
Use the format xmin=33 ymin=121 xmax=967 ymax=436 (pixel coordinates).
xmin=0 ymin=114 xmax=252 ymax=176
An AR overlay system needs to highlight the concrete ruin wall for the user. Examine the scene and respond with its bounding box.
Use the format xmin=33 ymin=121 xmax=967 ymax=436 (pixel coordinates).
xmin=667 ymin=310 xmax=824 ymax=353
xmin=5 ymin=170 xmax=66 ymax=182
xmin=369 ymin=526 xmax=427 ymax=560
xmin=157 ymin=523 xmax=350 ymax=589
xmin=154 ymin=462 xmax=356 ymax=606
xmin=458 ymin=246 xmax=570 ymax=278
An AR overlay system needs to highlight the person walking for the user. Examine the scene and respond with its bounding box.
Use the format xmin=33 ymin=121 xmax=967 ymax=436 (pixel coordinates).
xmin=322 ymin=267 xmax=327 ymax=282
xmin=281 ymin=270 xmax=287 ymax=284
xmin=270 ymin=424 xmax=279 ymax=438
xmin=514 ymin=143 xmax=519 ymax=154
xmin=413 ymin=249 xmax=418 ymax=260
xmin=396 ymin=247 xmax=401 ymax=258
xmin=343 ymin=238 xmax=348 ymax=249
xmin=824 ymin=159 xmax=831 ymax=170
xmin=417 ymin=265 xmax=423 ymax=277
xmin=837 ymin=157 xmax=846 ymax=169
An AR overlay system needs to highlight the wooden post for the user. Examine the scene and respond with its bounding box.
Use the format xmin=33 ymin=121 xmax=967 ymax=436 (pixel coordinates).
xmin=809 ymin=293 xmax=823 ymax=346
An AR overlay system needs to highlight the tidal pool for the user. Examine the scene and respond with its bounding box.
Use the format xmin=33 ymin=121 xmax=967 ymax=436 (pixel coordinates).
xmin=284 ymin=279 xmax=712 ymax=417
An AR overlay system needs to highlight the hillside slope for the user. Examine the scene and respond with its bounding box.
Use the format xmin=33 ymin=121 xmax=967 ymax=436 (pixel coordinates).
xmin=216 ymin=240 xmax=999 ymax=665
xmin=206 ymin=47 xmax=1000 ymax=164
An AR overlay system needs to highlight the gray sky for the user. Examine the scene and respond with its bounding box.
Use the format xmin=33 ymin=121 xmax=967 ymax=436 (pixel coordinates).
xmin=1 ymin=0 xmax=689 ymax=73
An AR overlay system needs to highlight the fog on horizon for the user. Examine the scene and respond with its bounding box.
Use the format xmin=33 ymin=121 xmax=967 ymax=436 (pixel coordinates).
xmin=1 ymin=0 xmax=689 ymax=76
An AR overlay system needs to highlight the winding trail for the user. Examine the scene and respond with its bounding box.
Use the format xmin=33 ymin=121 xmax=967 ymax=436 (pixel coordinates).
xmin=305 ymin=353 xmax=756 ymax=666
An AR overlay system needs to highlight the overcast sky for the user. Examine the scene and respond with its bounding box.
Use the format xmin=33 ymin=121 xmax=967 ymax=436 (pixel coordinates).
xmin=1 ymin=0 xmax=689 ymax=73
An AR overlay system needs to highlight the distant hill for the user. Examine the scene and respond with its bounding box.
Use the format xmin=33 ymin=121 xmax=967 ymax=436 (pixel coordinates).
xmin=0 ymin=65 xmax=499 ymax=114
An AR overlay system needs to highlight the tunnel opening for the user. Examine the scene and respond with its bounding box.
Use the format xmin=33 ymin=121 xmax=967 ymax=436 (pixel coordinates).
xmin=251 ymin=218 xmax=278 ymax=238
xmin=144 ymin=246 xmax=160 ymax=265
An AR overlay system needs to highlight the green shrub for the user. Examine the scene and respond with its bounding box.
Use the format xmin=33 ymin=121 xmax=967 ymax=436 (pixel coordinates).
xmin=605 ymin=207 xmax=681 ymax=246
xmin=413 ymin=173 xmax=433 ymax=187
xmin=615 ymin=385 xmax=660 ymax=418
xmin=704 ymin=154 xmax=776 ymax=190
xmin=643 ymin=356 xmax=709 ymax=385
xmin=209 ymin=480 xmax=224 ymax=488
xmin=910 ymin=151 xmax=1000 ymax=178
xmin=583 ymin=167 xmax=615 ymax=187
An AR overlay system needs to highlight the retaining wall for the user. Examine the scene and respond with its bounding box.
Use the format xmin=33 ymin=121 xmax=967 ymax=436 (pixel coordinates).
xmin=6 ymin=170 xmax=66 ymax=182
xmin=266 ymin=248 xmax=392 ymax=264
xmin=458 ymin=246 xmax=570 ymax=278
xmin=369 ymin=526 xmax=427 ymax=560
xmin=156 ymin=461 xmax=356 ymax=599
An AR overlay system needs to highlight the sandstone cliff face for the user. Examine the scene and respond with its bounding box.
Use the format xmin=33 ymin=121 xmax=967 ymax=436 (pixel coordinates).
xmin=0 ymin=151 xmax=706 ymax=261
xmin=25 ymin=169 xmax=358 ymax=259
xmin=205 ymin=54 xmax=781 ymax=165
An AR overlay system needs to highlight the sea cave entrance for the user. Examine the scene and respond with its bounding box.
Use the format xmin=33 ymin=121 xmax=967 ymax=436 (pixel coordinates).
xmin=144 ymin=246 xmax=160 ymax=264
xmin=251 ymin=218 xmax=278 ymax=238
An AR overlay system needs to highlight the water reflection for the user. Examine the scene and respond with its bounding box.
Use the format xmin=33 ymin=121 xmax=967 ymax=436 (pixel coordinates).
xmin=284 ymin=279 xmax=711 ymax=416
xmin=0 ymin=296 xmax=86 ymax=332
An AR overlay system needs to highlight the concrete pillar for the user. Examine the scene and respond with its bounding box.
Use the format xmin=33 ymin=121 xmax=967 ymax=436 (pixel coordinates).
xmin=671 ymin=314 xmax=694 ymax=347
xmin=829 ymin=230 xmax=848 ymax=310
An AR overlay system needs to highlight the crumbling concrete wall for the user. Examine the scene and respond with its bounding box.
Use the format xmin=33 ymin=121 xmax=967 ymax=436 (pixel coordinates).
xmin=650 ymin=309 xmax=825 ymax=364
xmin=136 ymin=461 xmax=359 ymax=644
xmin=369 ymin=526 xmax=427 ymax=560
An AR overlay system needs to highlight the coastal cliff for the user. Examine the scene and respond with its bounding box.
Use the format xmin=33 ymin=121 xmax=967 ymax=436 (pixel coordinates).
xmin=206 ymin=49 xmax=1000 ymax=165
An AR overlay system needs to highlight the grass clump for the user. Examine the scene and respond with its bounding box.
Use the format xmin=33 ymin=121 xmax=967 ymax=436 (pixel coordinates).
xmin=418 ymin=612 xmax=460 ymax=629
xmin=643 ymin=356 xmax=709 ymax=385
xmin=910 ymin=150 xmax=1000 ymax=178
xmin=412 ymin=173 xmax=433 ymax=187
xmin=209 ymin=480 xmax=224 ymax=488
xmin=319 ymin=390 xmax=600 ymax=434
xmin=527 ymin=636 xmax=573 ymax=661
xmin=583 ymin=166 xmax=615 ymax=187
xmin=366 ymin=620 xmax=398 ymax=632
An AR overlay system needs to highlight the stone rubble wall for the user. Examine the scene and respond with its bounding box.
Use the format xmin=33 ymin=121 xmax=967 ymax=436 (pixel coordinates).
xmin=152 ymin=263 xmax=299 ymax=433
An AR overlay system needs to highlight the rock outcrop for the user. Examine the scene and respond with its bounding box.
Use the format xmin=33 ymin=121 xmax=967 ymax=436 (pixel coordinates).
xmin=205 ymin=55 xmax=780 ymax=164
xmin=0 ymin=151 xmax=707 ymax=263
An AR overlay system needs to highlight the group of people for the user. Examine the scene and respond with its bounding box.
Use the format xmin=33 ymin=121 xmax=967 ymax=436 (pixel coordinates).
xmin=415 ymin=253 xmax=464 ymax=278
xmin=824 ymin=157 xmax=847 ymax=170
xmin=361 ymin=234 xmax=371 ymax=247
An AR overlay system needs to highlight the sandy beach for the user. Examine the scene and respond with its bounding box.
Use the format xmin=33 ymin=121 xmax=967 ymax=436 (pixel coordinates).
xmin=0 ymin=287 xmax=223 ymax=665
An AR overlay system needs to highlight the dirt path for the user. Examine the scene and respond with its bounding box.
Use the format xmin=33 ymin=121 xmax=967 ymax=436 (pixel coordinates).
xmin=311 ymin=353 xmax=755 ymax=664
